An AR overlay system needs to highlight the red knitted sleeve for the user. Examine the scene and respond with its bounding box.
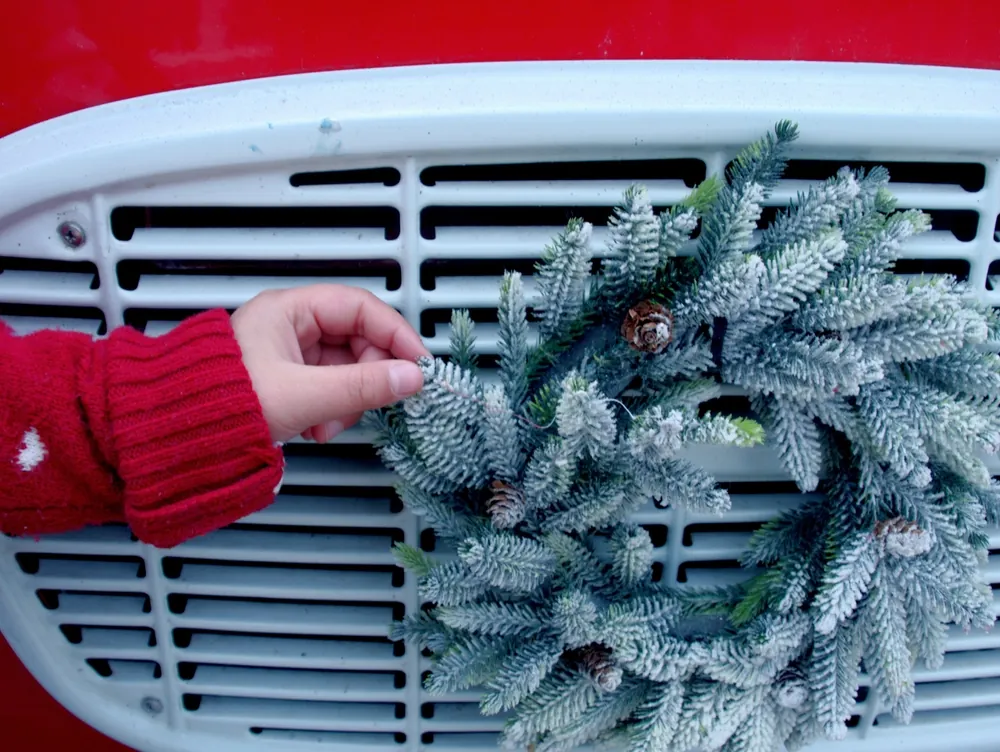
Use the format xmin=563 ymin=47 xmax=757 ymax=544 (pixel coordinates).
xmin=0 ymin=311 xmax=284 ymax=548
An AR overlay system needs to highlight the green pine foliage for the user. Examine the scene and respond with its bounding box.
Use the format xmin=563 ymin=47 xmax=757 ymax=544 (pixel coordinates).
xmin=497 ymin=271 xmax=531 ymax=408
xmin=373 ymin=122 xmax=1000 ymax=752
xmin=449 ymin=309 xmax=478 ymax=371
xmin=602 ymin=185 xmax=663 ymax=305
xmin=534 ymin=218 xmax=593 ymax=341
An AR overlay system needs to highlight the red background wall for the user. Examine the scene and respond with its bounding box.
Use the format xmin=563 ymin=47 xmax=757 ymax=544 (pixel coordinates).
xmin=0 ymin=1 xmax=998 ymax=749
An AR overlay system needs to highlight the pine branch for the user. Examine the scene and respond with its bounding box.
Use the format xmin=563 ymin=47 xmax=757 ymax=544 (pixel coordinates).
xmin=483 ymin=384 xmax=526 ymax=482
xmin=420 ymin=560 xmax=490 ymax=606
xmin=727 ymin=699 xmax=777 ymax=752
xmin=613 ymin=632 xmax=704 ymax=682
xmin=756 ymin=395 xmax=824 ymax=492
xmin=534 ymin=218 xmax=594 ymax=341
xmin=435 ymin=600 xmax=548 ymax=638
xmin=601 ymin=185 xmax=661 ymax=305
xmin=672 ymin=252 xmax=766 ymax=327
xmin=746 ymin=231 xmax=848 ymax=327
xmin=629 ymin=680 xmax=685 ymax=752
xmin=541 ymin=477 xmax=637 ymax=533
xmin=725 ymin=331 xmax=882 ymax=402
xmin=600 ymin=594 xmax=684 ymax=644
xmin=396 ymin=484 xmax=484 ymax=541
xmin=856 ymin=381 xmax=931 ymax=487
xmin=535 ymin=677 xmax=647 ymax=752
xmin=609 ymin=525 xmax=654 ymax=588
xmin=679 ymin=175 xmax=723 ymax=213
xmin=904 ymin=589 xmax=949 ymax=670
xmin=812 ymin=531 xmax=879 ymax=635
xmin=502 ymin=667 xmax=599 ymax=747
xmin=449 ymin=309 xmax=478 ymax=372
xmin=703 ymin=639 xmax=786 ymax=691
xmin=793 ymin=275 xmax=908 ymax=332
xmin=555 ymin=374 xmax=617 ymax=460
xmin=392 ymin=542 xmax=433 ymax=577
xmin=809 ymin=623 xmax=863 ymax=741
xmin=644 ymin=333 xmax=715 ymax=382
xmin=545 ymin=532 xmax=615 ymax=593
xmin=727 ymin=120 xmax=799 ymax=193
xmin=759 ymin=168 xmax=860 ymax=256
xmin=498 ymin=270 xmax=530 ymax=408
xmin=425 ymin=633 xmax=518 ymax=694
xmin=656 ymin=206 xmax=699 ymax=265
xmin=682 ymin=413 xmax=764 ymax=448
xmin=380 ymin=442 xmax=465 ymax=494
xmin=673 ymin=679 xmax=721 ymax=751
xmin=481 ymin=637 xmax=565 ymax=714
xmin=656 ymin=458 xmax=731 ymax=514
xmin=523 ymin=438 xmax=575 ymax=512
xmin=694 ymin=181 xmax=764 ymax=272
xmin=851 ymin=308 xmax=988 ymax=363
xmin=405 ymin=357 xmax=489 ymax=488
xmin=458 ymin=532 xmax=558 ymax=593
xmin=835 ymin=209 xmax=930 ymax=280
xmin=905 ymin=348 xmax=1000 ymax=398
xmin=389 ymin=611 xmax=453 ymax=653
xmin=551 ymin=590 xmax=600 ymax=647
xmin=861 ymin=567 xmax=915 ymax=723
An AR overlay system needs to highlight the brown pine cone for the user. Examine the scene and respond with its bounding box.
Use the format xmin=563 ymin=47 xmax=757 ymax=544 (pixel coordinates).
xmin=487 ymin=481 xmax=526 ymax=529
xmin=874 ymin=517 xmax=933 ymax=558
xmin=621 ymin=301 xmax=674 ymax=354
xmin=580 ymin=644 xmax=623 ymax=692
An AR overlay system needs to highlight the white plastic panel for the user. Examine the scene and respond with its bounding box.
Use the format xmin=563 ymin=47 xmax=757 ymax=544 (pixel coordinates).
xmin=0 ymin=61 xmax=999 ymax=752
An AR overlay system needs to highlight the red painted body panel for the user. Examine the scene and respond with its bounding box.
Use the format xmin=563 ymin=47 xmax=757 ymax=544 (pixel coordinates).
xmin=1 ymin=1 xmax=999 ymax=138
xmin=0 ymin=1 xmax=998 ymax=749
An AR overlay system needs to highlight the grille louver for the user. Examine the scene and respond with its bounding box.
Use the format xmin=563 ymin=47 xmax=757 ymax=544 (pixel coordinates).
xmin=1 ymin=62 xmax=999 ymax=752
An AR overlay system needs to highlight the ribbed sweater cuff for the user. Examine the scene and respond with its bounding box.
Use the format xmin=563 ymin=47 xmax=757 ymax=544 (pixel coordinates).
xmin=103 ymin=310 xmax=284 ymax=548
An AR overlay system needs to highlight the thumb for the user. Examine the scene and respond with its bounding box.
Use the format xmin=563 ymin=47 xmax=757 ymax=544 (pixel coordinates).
xmin=287 ymin=359 xmax=424 ymax=427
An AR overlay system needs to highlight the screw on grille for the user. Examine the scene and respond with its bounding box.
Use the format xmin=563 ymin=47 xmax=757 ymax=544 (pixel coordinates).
xmin=141 ymin=696 xmax=163 ymax=715
xmin=57 ymin=221 xmax=86 ymax=249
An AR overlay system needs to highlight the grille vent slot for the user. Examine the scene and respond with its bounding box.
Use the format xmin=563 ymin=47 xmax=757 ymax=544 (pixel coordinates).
xmin=0 ymin=258 xmax=102 ymax=329
xmin=291 ymin=167 xmax=402 ymax=187
xmin=0 ymin=302 xmax=105 ymax=335
xmin=420 ymin=157 xmax=706 ymax=186
xmin=117 ymin=259 xmax=402 ymax=289
xmin=111 ymin=206 xmax=401 ymax=242
xmin=781 ymin=159 xmax=986 ymax=192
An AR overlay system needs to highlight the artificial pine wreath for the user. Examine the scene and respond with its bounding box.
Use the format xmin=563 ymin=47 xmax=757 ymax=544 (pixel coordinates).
xmin=372 ymin=121 xmax=1000 ymax=752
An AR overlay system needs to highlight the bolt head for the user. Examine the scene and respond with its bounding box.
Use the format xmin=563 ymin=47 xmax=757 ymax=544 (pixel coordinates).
xmin=141 ymin=696 xmax=163 ymax=715
xmin=58 ymin=221 xmax=86 ymax=248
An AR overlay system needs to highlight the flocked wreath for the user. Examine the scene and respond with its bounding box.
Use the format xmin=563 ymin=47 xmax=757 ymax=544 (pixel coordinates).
xmin=370 ymin=122 xmax=1000 ymax=752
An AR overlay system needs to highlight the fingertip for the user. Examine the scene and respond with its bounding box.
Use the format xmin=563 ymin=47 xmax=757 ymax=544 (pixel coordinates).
xmin=322 ymin=420 xmax=345 ymax=443
xmin=388 ymin=360 xmax=424 ymax=398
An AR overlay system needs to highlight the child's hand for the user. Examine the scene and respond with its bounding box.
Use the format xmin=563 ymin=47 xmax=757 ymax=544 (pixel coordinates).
xmin=231 ymin=285 xmax=429 ymax=443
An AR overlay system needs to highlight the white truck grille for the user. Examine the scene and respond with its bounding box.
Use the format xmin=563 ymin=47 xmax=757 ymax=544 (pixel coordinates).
xmin=0 ymin=62 xmax=999 ymax=752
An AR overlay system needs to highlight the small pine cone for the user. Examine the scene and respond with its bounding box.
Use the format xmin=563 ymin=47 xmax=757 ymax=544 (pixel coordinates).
xmin=580 ymin=645 xmax=623 ymax=692
xmin=775 ymin=666 xmax=809 ymax=709
xmin=487 ymin=481 xmax=526 ymax=529
xmin=621 ymin=301 xmax=674 ymax=354
xmin=875 ymin=517 xmax=933 ymax=558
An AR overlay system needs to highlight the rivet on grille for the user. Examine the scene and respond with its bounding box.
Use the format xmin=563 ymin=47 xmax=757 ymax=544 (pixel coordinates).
xmin=57 ymin=221 xmax=86 ymax=249
xmin=141 ymin=696 xmax=163 ymax=715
